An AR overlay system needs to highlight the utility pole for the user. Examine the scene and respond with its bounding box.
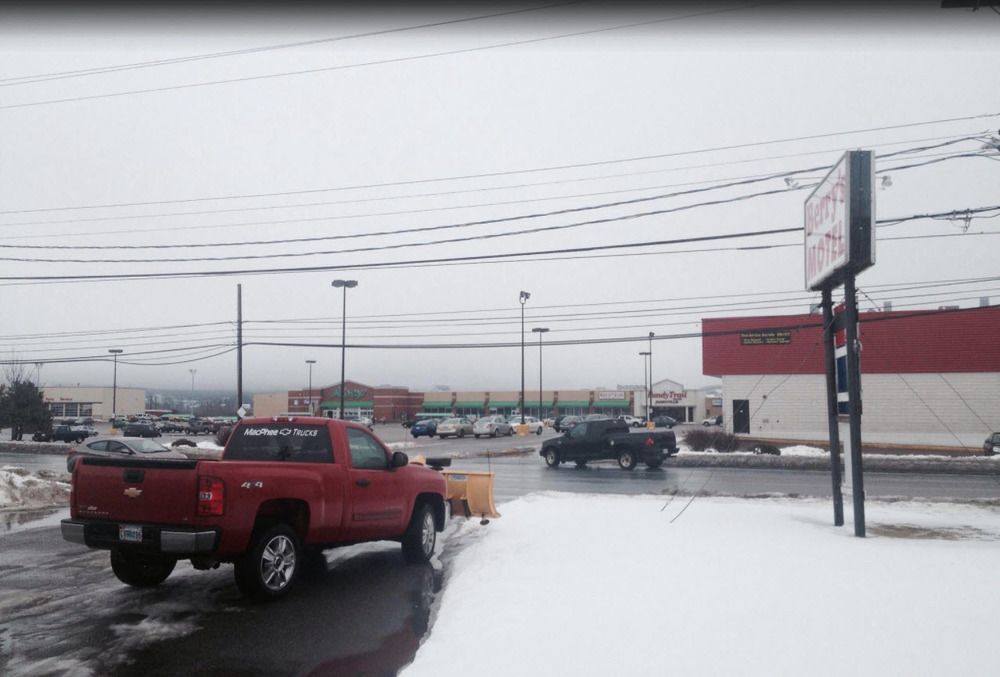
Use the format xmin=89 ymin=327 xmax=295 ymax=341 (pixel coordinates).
xmin=109 ymin=349 xmax=123 ymax=423
xmin=532 ymin=327 xmax=549 ymax=419
xmin=648 ymin=331 xmax=655 ymax=422
xmin=519 ymin=291 xmax=530 ymax=425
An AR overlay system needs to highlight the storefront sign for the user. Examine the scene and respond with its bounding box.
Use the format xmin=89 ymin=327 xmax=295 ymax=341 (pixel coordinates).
xmin=651 ymin=390 xmax=686 ymax=404
xmin=804 ymin=150 xmax=874 ymax=291
xmin=739 ymin=330 xmax=792 ymax=345
xmin=597 ymin=391 xmax=625 ymax=400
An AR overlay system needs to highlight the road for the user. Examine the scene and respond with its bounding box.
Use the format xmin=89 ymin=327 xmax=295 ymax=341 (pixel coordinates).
xmin=1 ymin=426 xmax=998 ymax=676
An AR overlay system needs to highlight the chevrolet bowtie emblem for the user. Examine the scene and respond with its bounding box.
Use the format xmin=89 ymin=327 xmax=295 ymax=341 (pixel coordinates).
xmin=124 ymin=488 xmax=142 ymax=498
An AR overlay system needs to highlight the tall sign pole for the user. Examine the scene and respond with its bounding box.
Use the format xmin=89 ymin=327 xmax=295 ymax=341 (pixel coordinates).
xmin=804 ymin=149 xmax=874 ymax=537
xmin=820 ymin=288 xmax=844 ymax=526
xmin=237 ymin=284 xmax=244 ymax=418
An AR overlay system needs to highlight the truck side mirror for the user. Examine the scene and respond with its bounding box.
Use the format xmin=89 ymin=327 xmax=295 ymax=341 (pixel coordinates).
xmin=391 ymin=451 xmax=409 ymax=468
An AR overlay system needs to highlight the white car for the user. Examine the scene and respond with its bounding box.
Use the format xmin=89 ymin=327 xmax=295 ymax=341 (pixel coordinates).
xmin=702 ymin=416 xmax=722 ymax=426
xmin=620 ymin=415 xmax=644 ymax=427
xmin=508 ymin=416 xmax=543 ymax=435
xmin=473 ymin=415 xmax=513 ymax=438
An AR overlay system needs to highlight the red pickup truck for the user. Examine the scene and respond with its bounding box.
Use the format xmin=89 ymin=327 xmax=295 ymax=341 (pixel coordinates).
xmin=61 ymin=416 xmax=447 ymax=600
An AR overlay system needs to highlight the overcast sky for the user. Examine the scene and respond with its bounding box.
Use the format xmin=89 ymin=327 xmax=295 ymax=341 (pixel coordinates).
xmin=1 ymin=1 xmax=998 ymax=397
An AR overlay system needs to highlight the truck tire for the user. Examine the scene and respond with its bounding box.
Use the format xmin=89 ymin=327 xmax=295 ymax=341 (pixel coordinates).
xmin=234 ymin=524 xmax=302 ymax=600
xmin=574 ymin=460 xmax=587 ymax=469
xmin=110 ymin=548 xmax=176 ymax=588
xmin=544 ymin=448 xmax=560 ymax=468
xmin=646 ymin=456 xmax=664 ymax=469
xmin=401 ymin=504 xmax=436 ymax=563
xmin=617 ymin=449 xmax=637 ymax=470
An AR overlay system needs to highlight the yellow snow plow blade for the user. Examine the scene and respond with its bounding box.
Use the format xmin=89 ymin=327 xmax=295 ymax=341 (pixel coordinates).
xmin=440 ymin=469 xmax=500 ymax=521
xmin=410 ymin=455 xmax=500 ymax=520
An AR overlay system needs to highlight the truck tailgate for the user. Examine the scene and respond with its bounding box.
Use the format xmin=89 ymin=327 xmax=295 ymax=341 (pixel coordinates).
xmin=73 ymin=456 xmax=202 ymax=525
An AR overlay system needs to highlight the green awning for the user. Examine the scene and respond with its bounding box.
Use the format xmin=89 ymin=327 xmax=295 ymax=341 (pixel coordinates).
xmin=319 ymin=400 xmax=373 ymax=408
xmin=554 ymin=400 xmax=591 ymax=407
xmin=485 ymin=400 xmax=519 ymax=407
xmin=453 ymin=400 xmax=486 ymax=407
xmin=592 ymin=400 xmax=630 ymax=408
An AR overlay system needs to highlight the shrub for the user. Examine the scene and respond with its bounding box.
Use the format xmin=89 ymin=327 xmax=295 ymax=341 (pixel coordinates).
xmin=215 ymin=425 xmax=232 ymax=448
xmin=682 ymin=429 xmax=740 ymax=453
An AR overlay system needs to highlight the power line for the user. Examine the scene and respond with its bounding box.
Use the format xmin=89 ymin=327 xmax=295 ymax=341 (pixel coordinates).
xmin=0 ymin=129 xmax=983 ymax=236
xmin=0 ymin=3 xmax=782 ymax=112
xmin=2 ymin=113 xmax=995 ymax=215
xmin=0 ymin=2 xmax=584 ymax=86
xmin=2 ymin=141 xmax=988 ymax=252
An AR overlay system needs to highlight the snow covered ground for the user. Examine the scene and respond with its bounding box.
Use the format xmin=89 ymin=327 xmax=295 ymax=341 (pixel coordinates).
xmin=0 ymin=466 xmax=70 ymax=510
xmin=404 ymin=492 xmax=1000 ymax=677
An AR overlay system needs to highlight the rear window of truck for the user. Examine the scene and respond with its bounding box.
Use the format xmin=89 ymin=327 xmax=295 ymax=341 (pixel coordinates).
xmin=224 ymin=423 xmax=333 ymax=463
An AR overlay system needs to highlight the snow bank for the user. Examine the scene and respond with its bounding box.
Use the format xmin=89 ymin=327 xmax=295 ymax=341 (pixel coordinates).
xmin=0 ymin=466 xmax=70 ymax=510
xmin=404 ymin=493 xmax=1000 ymax=677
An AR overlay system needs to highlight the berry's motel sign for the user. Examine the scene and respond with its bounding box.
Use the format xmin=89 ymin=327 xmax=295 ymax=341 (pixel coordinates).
xmin=804 ymin=150 xmax=876 ymax=291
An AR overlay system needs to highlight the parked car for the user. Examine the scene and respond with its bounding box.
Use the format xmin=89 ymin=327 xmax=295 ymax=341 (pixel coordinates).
xmin=123 ymin=422 xmax=161 ymax=438
xmin=410 ymin=419 xmax=438 ymax=438
xmin=436 ymin=417 xmax=474 ymax=439
xmin=618 ymin=415 xmax=645 ymax=427
xmin=558 ymin=415 xmax=582 ymax=431
xmin=185 ymin=419 xmax=213 ymax=435
xmin=344 ymin=415 xmax=374 ymax=431
xmin=584 ymin=414 xmax=612 ymax=422
xmin=984 ymin=432 xmax=1000 ymax=457
xmin=508 ymin=416 xmax=544 ymax=435
xmin=156 ymin=420 xmax=185 ymax=433
xmin=473 ymin=415 xmax=513 ymax=438
xmin=702 ymin=415 xmax=723 ymax=427
xmin=66 ymin=436 xmax=187 ymax=472
xmin=653 ymin=415 xmax=678 ymax=428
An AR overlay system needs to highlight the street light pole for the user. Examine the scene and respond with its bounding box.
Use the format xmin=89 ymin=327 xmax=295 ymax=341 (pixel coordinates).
xmin=189 ymin=369 xmax=197 ymax=416
xmin=639 ymin=351 xmax=651 ymax=423
xmin=532 ymin=327 xmax=549 ymax=420
xmin=332 ymin=279 xmax=358 ymax=420
xmin=306 ymin=360 xmax=316 ymax=415
xmin=519 ymin=291 xmax=530 ymax=425
xmin=109 ymin=349 xmax=123 ymax=422
xmin=648 ymin=331 xmax=655 ymax=423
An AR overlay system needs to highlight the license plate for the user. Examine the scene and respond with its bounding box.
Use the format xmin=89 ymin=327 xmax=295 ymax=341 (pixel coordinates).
xmin=118 ymin=525 xmax=143 ymax=543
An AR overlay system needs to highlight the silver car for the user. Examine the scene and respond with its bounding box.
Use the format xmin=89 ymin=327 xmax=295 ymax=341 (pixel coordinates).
xmin=473 ymin=415 xmax=513 ymax=438
xmin=67 ymin=436 xmax=188 ymax=472
xmin=435 ymin=417 xmax=474 ymax=439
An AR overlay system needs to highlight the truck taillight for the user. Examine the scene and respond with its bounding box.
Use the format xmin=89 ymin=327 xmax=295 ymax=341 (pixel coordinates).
xmin=197 ymin=476 xmax=225 ymax=516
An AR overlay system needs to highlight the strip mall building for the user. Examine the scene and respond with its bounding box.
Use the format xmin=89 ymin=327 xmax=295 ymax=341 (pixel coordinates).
xmin=253 ymin=381 xmax=712 ymax=423
xmin=702 ymin=305 xmax=1000 ymax=447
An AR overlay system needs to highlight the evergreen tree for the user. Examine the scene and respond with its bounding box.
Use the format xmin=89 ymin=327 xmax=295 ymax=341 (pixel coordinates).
xmin=0 ymin=379 xmax=52 ymax=441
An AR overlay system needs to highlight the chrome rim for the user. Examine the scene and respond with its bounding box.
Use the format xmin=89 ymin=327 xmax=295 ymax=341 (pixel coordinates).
xmin=620 ymin=452 xmax=633 ymax=466
xmin=546 ymin=450 xmax=557 ymax=464
xmin=260 ymin=534 xmax=297 ymax=591
xmin=420 ymin=511 xmax=435 ymax=556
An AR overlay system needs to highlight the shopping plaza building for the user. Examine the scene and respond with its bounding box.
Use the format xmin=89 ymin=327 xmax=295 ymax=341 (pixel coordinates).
xmin=41 ymin=386 xmax=145 ymax=420
xmin=253 ymin=380 xmax=715 ymax=423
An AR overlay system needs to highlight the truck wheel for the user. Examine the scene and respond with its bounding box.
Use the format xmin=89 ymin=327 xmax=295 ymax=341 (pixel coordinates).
xmin=110 ymin=548 xmax=176 ymax=588
xmin=574 ymin=460 xmax=587 ymax=469
xmin=234 ymin=524 xmax=302 ymax=600
xmin=646 ymin=457 xmax=664 ymax=469
xmin=401 ymin=504 xmax=436 ymax=563
xmin=76 ymin=436 xmax=85 ymax=443
xmin=617 ymin=450 xmax=637 ymax=470
xmin=544 ymin=448 xmax=560 ymax=468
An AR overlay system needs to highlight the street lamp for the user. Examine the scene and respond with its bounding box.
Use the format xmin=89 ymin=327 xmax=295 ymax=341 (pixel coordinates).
xmin=532 ymin=327 xmax=549 ymax=420
xmin=519 ymin=291 xmax=530 ymax=425
xmin=189 ymin=369 xmax=197 ymax=416
xmin=109 ymin=349 xmax=123 ymax=423
xmin=639 ymin=351 xmax=651 ymax=423
xmin=648 ymin=332 xmax=655 ymax=424
xmin=332 ymin=279 xmax=358 ymax=420
xmin=306 ymin=360 xmax=316 ymax=416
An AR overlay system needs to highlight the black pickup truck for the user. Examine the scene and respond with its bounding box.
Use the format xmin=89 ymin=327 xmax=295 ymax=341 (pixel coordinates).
xmin=32 ymin=425 xmax=88 ymax=444
xmin=540 ymin=419 xmax=678 ymax=470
